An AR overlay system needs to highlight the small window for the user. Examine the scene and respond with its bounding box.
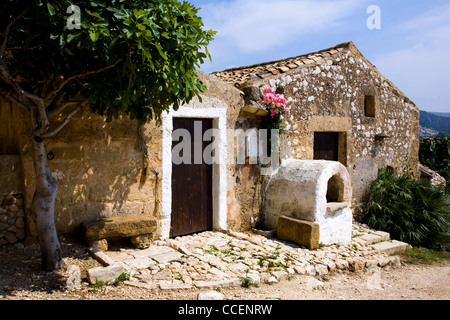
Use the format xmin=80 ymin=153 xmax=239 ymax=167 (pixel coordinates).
xmin=364 ymin=95 xmax=376 ymax=117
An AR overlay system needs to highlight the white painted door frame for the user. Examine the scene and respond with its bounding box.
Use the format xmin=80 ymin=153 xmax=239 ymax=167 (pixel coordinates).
xmin=159 ymin=104 xmax=228 ymax=239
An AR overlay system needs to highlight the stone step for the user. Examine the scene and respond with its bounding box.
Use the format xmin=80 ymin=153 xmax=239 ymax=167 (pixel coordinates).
xmin=370 ymin=240 xmax=411 ymax=254
xmin=353 ymin=230 xmax=390 ymax=246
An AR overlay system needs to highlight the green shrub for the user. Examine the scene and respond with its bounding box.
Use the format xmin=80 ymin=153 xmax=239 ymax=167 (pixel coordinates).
xmin=362 ymin=167 xmax=449 ymax=250
xmin=419 ymin=137 xmax=449 ymax=193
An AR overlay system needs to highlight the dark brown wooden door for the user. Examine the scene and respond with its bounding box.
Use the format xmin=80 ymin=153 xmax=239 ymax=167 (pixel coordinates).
xmin=171 ymin=118 xmax=213 ymax=237
xmin=314 ymin=132 xmax=339 ymax=161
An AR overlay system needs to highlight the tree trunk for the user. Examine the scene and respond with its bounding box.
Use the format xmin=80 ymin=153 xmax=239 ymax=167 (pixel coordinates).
xmin=31 ymin=136 xmax=63 ymax=271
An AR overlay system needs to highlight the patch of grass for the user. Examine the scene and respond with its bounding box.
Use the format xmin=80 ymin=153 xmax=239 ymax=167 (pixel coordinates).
xmin=321 ymin=275 xmax=330 ymax=281
xmin=241 ymin=276 xmax=259 ymax=289
xmin=89 ymin=280 xmax=108 ymax=291
xmin=352 ymin=232 xmax=363 ymax=238
xmin=401 ymin=247 xmax=450 ymax=264
xmin=113 ymin=272 xmax=130 ymax=286
xmin=206 ymin=244 xmax=220 ymax=256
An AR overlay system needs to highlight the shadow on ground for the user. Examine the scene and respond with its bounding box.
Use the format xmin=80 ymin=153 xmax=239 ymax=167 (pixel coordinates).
xmin=0 ymin=236 xmax=93 ymax=298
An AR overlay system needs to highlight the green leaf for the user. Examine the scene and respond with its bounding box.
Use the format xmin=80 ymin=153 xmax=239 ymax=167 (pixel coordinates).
xmin=154 ymin=43 xmax=167 ymax=60
xmin=85 ymin=9 xmax=103 ymax=19
xmin=89 ymin=30 xmax=99 ymax=42
xmin=47 ymin=2 xmax=55 ymax=16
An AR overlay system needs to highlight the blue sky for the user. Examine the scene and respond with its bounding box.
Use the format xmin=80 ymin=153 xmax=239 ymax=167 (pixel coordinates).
xmin=189 ymin=0 xmax=450 ymax=113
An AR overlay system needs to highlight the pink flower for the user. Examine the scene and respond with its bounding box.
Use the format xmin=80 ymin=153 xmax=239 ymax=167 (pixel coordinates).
xmin=270 ymin=107 xmax=279 ymax=117
xmin=264 ymin=85 xmax=275 ymax=95
xmin=264 ymin=93 xmax=274 ymax=104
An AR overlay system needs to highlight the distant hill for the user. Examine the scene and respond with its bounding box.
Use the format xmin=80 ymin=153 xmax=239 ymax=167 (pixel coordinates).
xmin=419 ymin=111 xmax=450 ymax=137
xmin=429 ymin=112 xmax=450 ymax=118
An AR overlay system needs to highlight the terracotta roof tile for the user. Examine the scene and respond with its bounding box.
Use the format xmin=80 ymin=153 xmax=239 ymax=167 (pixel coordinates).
xmin=212 ymin=42 xmax=352 ymax=86
xmin=278 ymin=66 xmax=290 ymax=72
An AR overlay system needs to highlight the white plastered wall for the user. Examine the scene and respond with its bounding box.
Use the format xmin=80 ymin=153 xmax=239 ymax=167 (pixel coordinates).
xmin=159 ymin=98 xmax=228 ymax=239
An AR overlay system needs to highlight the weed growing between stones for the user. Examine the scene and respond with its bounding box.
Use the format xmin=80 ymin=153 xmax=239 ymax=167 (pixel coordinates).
xmin=89 ymin=271 xmax=130 ymax=291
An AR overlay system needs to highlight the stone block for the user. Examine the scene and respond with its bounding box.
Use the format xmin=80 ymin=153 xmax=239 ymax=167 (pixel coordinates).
xmin=194 ymin=278 xmax=241 ymax=288
xmin=370 ymin=240 xmax=411 ymax=254
xmin=87 ymin=263 xmax=126 ymax=284
xmin=88 ymin=246 xmax=115 ymax=266
xmin=159 ymin=281 xmax=192 ymax=290
xmin=130 ymin=234 xmax=153 ymax=249
xmin=80 ymin=214 xmax=157 ymax=245
xmin=198 ymin=291 xmax=225 ymax=300
xmin=90 ymin=239 xmax=108 ymax=252
xmin=277 ymin=216 xmax=320 ymax=250
xmin=123 ymin=257 xmax=156 ymax=270
xmin=66 ymin=265 xmax=82 ymax=290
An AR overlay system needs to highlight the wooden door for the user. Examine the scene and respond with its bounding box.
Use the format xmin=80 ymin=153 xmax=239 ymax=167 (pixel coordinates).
xmin=314 ymin=132 xmax=339 ymax=161
xmin=171 ymin=118 xmax=213 ymax=237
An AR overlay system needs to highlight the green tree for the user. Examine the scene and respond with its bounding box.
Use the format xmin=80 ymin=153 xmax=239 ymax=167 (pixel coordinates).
xmin=0 ymin=0 xmax=215 ymax=270
xmin=419 ymin=137 xmax=449 ymax=192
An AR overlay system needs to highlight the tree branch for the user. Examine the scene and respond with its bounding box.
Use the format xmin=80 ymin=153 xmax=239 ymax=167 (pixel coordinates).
xmin=47 ymin=100 xmax=78 ymax=119
xmin=34 ymin=99 xmax=50 ymax=135
xmin=44 ymin=60 xmax=121 ymax=102
xmin=0 ymin=86 xmax=30 ymax=112
xmin=0 ymin=63 xmax=43 ymax=104
xmin=6 ymin=44 xmax=42 ymax=51
xmin=40 ymin=99 xmax=88 ymax=139
xmin=39 ymin=108 xmax=79 ymax=139
xmin=0 ymin=5 xmax=29 ymax=60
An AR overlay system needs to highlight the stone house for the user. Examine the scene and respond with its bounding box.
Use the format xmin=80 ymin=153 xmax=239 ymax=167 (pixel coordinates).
xmin=212 ymin=41 xmax=419 ymax=205
xmin=0 ymin=41 xmax=419 ymax=246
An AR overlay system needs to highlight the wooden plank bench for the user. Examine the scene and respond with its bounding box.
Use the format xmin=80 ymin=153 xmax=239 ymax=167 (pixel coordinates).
xmin=80 ymin=214 xmax=157 ymax=251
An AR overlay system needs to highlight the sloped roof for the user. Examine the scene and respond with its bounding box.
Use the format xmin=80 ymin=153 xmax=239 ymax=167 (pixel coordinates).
xmin=212 ymin=42 xmax=352 ymax=87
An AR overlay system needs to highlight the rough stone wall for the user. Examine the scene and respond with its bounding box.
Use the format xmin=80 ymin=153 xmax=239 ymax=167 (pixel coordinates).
xmin=22 ymin=113 xmax=163 ymax=235
xmin=1 ymin=94 xmax=163 ymax=236
xmin=0 ymin=194 xmax=25 ymax=246
xmin=243 ymin=44 xmax=420 ymax=213
xmin=0 ymin=155 xmax=26 ymax=246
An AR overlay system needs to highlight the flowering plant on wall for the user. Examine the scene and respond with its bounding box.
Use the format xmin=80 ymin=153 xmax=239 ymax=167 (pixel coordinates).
xmin=261 ymin=85 xmax=290 ymax=156
xmin=262 ymin=85 xmax=290 ymax=134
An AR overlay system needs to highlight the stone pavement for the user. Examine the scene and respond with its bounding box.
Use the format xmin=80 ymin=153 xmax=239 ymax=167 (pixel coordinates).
xmin=84 ymin=223 xmax=409 ymax=291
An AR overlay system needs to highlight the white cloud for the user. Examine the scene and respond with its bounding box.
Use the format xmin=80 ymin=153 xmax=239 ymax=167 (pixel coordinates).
xmin=201 ymin=0 xmax=362 ymax=53
xmin=373 ymin=4 xmax=450 ymax=112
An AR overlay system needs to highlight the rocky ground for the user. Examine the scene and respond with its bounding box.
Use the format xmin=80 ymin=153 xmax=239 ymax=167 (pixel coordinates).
xmin=0 ymin=224 xmax=448 ymax=301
